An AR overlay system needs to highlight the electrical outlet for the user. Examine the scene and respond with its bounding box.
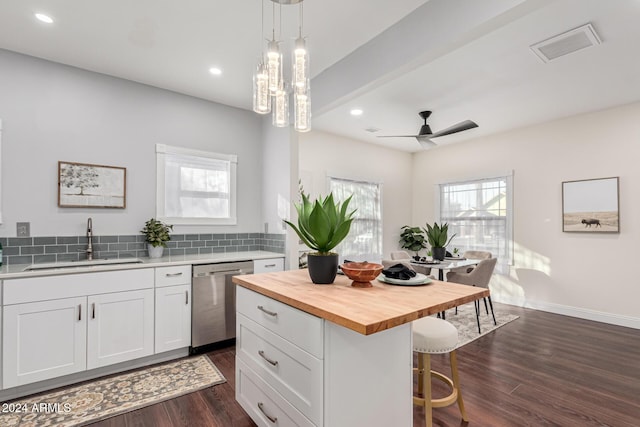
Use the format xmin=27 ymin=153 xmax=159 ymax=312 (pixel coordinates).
xmin=17 ymin=222 xmax=30 ymax=237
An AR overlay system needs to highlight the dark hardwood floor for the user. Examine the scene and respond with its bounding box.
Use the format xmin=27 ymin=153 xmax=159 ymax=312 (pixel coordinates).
xmin=89 ymin=304 xmax=640 ymax=427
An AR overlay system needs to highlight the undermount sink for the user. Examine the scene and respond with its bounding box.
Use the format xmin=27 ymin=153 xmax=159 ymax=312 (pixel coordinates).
xmin=23 ymin=258 xmax=144 ymax=271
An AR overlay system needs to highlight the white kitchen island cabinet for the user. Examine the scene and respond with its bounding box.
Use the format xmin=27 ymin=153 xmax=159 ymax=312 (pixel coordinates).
xmin=233 ymin=269 xmax=489 ymax=427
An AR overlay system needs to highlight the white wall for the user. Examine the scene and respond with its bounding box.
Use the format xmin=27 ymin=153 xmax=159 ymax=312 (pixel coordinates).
xmin=0 ymin=49 xmax=264 ymax=236
xmin=299 ymin=130 xmax=413 ymax=261
xmin=412 ymin=102 xmax=640 ymax=327
xmin=261 ymin=120 xmax=298 ymax=269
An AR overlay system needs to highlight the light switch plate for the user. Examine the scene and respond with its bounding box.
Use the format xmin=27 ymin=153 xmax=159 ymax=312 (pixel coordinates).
xmin=17 ymin=222 xmax=30 ymax=237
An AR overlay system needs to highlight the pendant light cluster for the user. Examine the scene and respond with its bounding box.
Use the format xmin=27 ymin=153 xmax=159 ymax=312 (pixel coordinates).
xmin=253 ymin=0 xmax=311 ymax=132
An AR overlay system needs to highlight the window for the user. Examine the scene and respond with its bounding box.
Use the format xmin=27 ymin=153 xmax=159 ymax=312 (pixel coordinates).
xmin=438 ymin=173 xmax=513 ymax=266
xmin=329 ymin=176 xmax=382 ymax=262
xmin=156 ymin=144 xmax=237 ymax=225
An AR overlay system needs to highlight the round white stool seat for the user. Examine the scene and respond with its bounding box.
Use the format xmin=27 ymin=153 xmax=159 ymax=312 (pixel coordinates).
xmin=412 ymin=317 xmax=458 ymax=354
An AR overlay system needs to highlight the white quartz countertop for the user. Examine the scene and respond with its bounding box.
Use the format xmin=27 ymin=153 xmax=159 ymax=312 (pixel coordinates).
xmin=0 ymin=251 xmax=284 ymax=279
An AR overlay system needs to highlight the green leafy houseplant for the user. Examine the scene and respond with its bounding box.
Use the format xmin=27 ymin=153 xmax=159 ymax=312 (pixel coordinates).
xmin=284 ymin=193 xmax=356 ymax=255
xmin=399 ymin=226 xmax=427 ymax=259
xmin=284 ymin=193 xmax=356 ymax=284
xmin=424 ymin=222 xmax=456 ymax=261
xmin=141 ymin=218 xmax=173 ymax=248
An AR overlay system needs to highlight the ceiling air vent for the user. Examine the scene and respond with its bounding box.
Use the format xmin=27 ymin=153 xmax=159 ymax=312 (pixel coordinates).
xmin=530 ymin=23 xmax=601 ymax=63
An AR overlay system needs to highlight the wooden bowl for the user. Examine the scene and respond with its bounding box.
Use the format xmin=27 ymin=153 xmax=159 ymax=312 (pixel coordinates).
xmin=340 ymin=262 xmax=384 ymax=288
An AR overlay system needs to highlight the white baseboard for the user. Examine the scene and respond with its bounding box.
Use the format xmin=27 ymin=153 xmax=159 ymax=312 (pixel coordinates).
xmin=494 ymin=296 xmax=640 ymax=330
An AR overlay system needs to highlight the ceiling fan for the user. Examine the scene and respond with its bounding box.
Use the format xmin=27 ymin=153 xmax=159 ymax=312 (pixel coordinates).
xmin=378 ymin=110 xmax=478 ymax=149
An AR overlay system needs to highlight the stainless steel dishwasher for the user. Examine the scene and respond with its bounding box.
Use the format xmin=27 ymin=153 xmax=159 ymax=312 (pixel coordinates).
xmin=191 ymin=261 xmax=253 ymax=349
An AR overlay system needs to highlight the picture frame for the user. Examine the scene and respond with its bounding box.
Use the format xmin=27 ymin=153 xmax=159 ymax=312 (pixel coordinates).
xmin=562 ymin=177 xmax=619 ymax=233
xmin=58 ymin=161 xmax=127 ymax=209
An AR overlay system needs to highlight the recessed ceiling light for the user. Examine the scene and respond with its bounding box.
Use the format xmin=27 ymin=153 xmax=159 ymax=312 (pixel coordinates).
xmin=209 ymin=67 xmax=222 ymax=76
xmin=35 ymin=13 xmax=54 ymax=24
xmin=350 ymin=109 xmax=363 ymax=116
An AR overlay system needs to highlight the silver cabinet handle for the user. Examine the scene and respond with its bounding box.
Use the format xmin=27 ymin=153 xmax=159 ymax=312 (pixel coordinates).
xmin=166 ymin=272 xmax=183 ymax=277
xmin=78 ymin=304 xmax=82 ymax=321
xmin=92 ymin=303 xmax=96 ymax=319
xmin=258 ymin=350 xmax=278 ymax=366
xmin=257 ymin=305 xmax=277 ymax=317
xmin=264 ymin=263 xmax=276 ymax=268
xmin=257 ymin=402 xmax=277 ymax=424
xmin=185 ymin=290 xmax=189 ymax=305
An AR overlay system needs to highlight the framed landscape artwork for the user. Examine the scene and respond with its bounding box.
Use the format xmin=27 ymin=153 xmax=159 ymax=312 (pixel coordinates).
xmin=562 ymin=177 xmax=619 ymax=233
xmin=58 ymin=161 xmax=127 ymax=208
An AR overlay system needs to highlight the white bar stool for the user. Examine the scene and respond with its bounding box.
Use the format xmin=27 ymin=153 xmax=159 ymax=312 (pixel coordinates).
xmin=412 ymin=316 xmax=468 ymax=427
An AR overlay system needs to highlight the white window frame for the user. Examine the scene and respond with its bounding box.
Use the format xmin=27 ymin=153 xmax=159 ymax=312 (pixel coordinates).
xmin=436 ymin=171 xmax=513 ymax=267
xmin=327 ymin=174 xmax=384 ymax=262
xmin=156 ymin=144 xmax=237 ymax=225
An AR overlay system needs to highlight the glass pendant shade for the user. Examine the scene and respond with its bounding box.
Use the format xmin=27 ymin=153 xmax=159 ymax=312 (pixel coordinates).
xmin=253 ymin=61 xmax=271 ymax=114
xmin=294 ymin=91 xmax=311 ymax=132
xmin=267 ymin=40 xmax=282 ymax=94
xmin=292 ymin=37 xmax=309 ymax=92
xmin=273 ymin=84 xmax=289 ymax=127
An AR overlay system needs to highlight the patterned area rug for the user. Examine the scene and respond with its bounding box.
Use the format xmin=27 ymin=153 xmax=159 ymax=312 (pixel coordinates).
xmin=444 ymin=302 xmax=519 ymax=348
xmin=0 ymin=355 xmax=226 ymax=427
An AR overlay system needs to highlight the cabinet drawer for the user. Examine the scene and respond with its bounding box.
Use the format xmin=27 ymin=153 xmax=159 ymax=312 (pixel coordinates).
xmin=253 ymin=258 xmax=284 ymax=274
xmin=236 ymin=358 xmax=315 ymax=427
xmin=237 ymin=314 xmax=322 ymax=425
xmin=4 ymin=269 xmax=154 ymax=305
xmin=236 ymin=287 xmax=323 ymax=359
xmin=155 ymin=265 xmax=191 ymax=287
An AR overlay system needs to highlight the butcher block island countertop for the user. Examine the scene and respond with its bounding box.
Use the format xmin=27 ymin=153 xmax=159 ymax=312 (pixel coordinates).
xmin=232 ymin=268 xmax=489 ymax=335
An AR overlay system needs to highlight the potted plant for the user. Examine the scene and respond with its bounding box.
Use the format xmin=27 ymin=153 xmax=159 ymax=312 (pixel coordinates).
xmin=399 ymin=226 xmax=427 ymax=260
xmin=424 ymin=222 xmax=456 ymax=261
xmin=141 ymin=218 xmax=173 ymax=258
xmin=284 ymin=193 xmax=356 ymax=284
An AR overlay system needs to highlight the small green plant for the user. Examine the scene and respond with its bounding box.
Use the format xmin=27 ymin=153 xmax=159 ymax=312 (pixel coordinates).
xmin=424 ymin=222 xmax=456 ymax=248
xmin=284 ymin=193 xmax=356 ymax=255
xmin=399 ymin=226 xmax=427 ymax=258
xmin=453 ymin=247 xmax=459 ymax=255
xmin=141 ymin=218 xmax=173 ymax=248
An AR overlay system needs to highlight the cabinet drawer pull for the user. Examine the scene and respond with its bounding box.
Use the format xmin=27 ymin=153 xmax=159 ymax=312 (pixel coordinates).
xmin=257 ymin=402 xmax=277 ymax=423
xmin=257 ymin=305 xmax=277 ymax=317
xmin=264 ymin=263 xmax=276 ymax=268
xmin=258 ymin=350 xmax=278 ymax=366
xmin=185 ymin=290 xmax=189 ymax=305
xmin=78 ymin=304 xmax=82 ymax=321
xmin=165 ymin=272 xmax=183 ymax=277
xmin=92 ymin=303 xmax=96 ymax=319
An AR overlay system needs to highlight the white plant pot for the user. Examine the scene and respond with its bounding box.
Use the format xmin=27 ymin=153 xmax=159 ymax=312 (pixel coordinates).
xmin=148 ymin=245 xmax=164 ymax=259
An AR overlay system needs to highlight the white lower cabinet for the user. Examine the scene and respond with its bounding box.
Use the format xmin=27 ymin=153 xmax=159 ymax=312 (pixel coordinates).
xmin=3 ymin=297 xmax=87 ymax=388
xmin=155 ymin=284 xmax=191 ymax=353
xmin=87 ymin=289 xmax=155 ymax=369
xmin=2 ymin=268 xmax=155 ymax=389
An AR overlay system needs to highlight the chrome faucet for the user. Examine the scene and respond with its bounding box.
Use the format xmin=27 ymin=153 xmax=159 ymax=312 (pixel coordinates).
xmin=86 ymin=218 xmax=93 ymax=260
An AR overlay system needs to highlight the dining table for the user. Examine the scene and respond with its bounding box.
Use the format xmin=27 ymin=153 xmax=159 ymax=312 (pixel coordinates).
xmin=411 ymin=257 xmax=481 ymax=281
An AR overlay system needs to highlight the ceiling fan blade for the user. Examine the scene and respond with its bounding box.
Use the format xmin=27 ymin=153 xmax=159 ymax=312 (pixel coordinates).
xmin=430 ymin=120 xmax=478 ymax=138
xmin=417 ymin=137 xmax=437 ymax=149
xmin=377 ymin=135 xmax=422 ymax=138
